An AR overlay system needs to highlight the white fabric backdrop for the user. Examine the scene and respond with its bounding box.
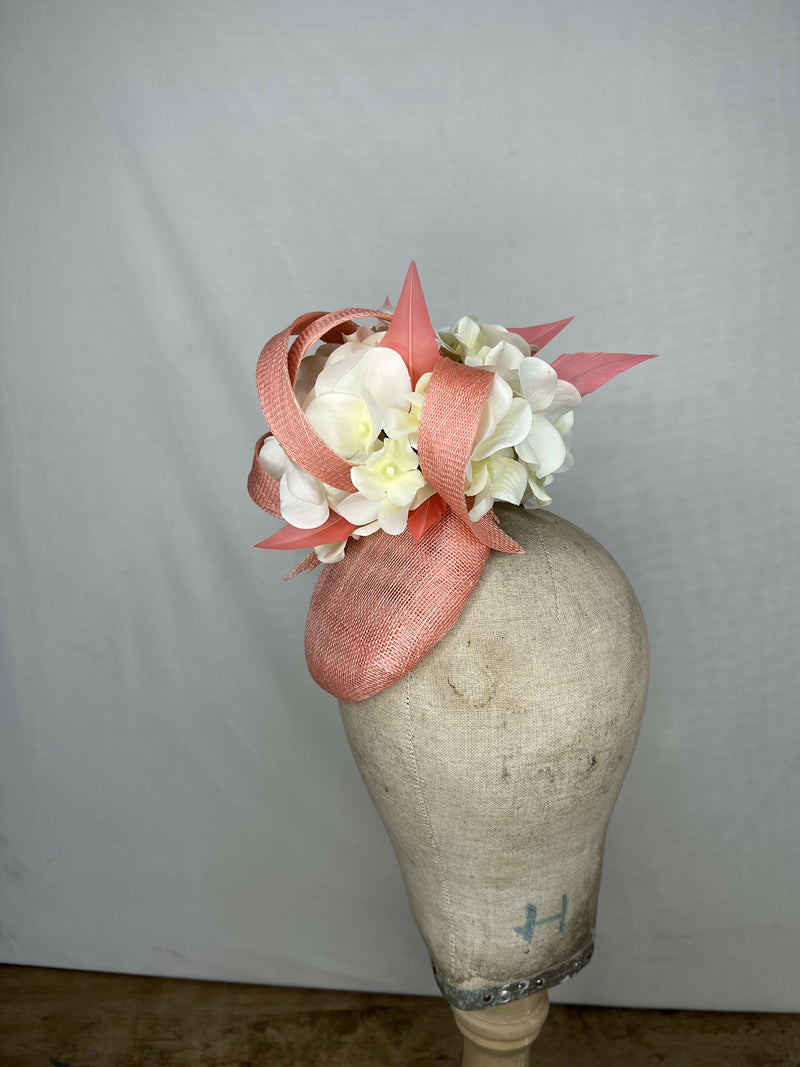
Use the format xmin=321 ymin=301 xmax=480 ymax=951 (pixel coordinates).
xmin=1 ymin=0 xmax=798 ymax=1011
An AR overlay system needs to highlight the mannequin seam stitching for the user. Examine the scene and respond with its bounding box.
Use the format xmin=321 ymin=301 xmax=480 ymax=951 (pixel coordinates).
xmin=534 ymin=523 xmax=559 ymax=619
xmin=404 ymin=670 xmax=457 ymax=974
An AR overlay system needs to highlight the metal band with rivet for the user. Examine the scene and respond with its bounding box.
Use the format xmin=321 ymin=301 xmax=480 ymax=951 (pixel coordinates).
xmin=431 ymin=937 xmax=594 ymax=1011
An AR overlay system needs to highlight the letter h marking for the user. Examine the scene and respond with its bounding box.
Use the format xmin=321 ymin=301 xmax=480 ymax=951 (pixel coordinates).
xmin=514 ymin=894 xmax=568 ymax=943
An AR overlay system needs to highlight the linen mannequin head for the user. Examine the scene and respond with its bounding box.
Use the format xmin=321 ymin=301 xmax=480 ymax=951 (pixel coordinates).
xmin=339 ymin=504 xmax=649 ymax=1007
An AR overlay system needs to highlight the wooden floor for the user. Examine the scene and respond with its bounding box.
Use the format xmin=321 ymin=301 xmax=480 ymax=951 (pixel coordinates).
xmin=1 ymin=965 xmax=798 ymax=1067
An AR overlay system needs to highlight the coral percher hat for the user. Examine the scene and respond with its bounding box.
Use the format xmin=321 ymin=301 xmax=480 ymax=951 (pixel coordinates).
xmin=248 ymin=263 xmax=655 ymax=702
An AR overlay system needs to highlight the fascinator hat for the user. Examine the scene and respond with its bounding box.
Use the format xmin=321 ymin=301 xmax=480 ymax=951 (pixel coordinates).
xmin=248 ymin=264 xmax=654 ymax=702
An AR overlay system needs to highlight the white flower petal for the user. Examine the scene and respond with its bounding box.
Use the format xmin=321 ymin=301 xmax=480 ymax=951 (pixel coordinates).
xmin=294 ymin=351 xmax=330 ymax=407
xmin=378 ymin=499 xmax=410 ymax=535
xmin=314 ymin=342 xmax=368 ymax=386
xmin=480 ymin=325 xmax=530 ymax=357
xmin=283 ymin=458 xmax=322 ymax=501
xmin=526 ymin=472 xmax=553 ymax=505
xmin=480 ymin=340 xmax=527 ymax=394
xmin=258 ymin=436 xmax=287 ymax=479
xmin=316 ymin=345 xmax=411 ymax=413
xmin=350 ymin=464 xmax=388 ymax=501
xmin=473 ymin=372 xmax=513 ymax=450
xmin=305 ymin=393 xmax=378 ymax=459
xmin=553 ymin=410 xmax=574 ymax=436
xmin=468 ymin=489 xmax=494 ymax=522
xmin=364 ymin=436 xmax=419 ymax=473
xmin=357 ymin=348 xmax=413 ymax=412
xmin=484 ymin=340 xmax=525 ymax=372
xmin=452 ymin=316 xmax=482 ymax=352
xmin=351 ymin=438 xmax=424 ymax=505
xmin=471 ymin=397 xmax=532 ymax=461
xmin=353 ymin=520 xmax=381 ymax=537
xmin=280 ymin=460 xmax=329 ymax=529
xmin=384 ymin=375 xmax=429 ymax=443
xmin=517 ymin=414 xmax=567 ymax=477
xmin=546 ymin=380 xmax=582 ymax=419
xmin=485 ymin=455 xmax=528 ymax=505
xmin=383 ymin=405 xmax=417 ymax=440
xmin=314 ymin=541 xmax=347 ymax=564
xmin=334 ymin=490 xmax=381 ymax=525
xmin=385 ymin=469 xmax=426 ymax=507
xmin=323 ymin=485 xmax=351 ymax=508
xmin=519 ymin=357 xmax=558 ymax=411
xmin=465 ymin=459 xmax=490 ymax=496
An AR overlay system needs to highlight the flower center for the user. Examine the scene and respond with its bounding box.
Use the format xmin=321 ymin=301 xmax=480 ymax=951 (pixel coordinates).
xmin=384 ymin=464 xmax=397 ymax=478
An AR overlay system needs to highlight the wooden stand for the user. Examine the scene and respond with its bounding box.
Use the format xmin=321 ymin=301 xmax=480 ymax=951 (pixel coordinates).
xmin=451 ymin=992 xmax=550 ymax=1067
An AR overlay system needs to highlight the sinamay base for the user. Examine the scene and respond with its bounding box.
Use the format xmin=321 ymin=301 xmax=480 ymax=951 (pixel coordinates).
xmin=339 ymin=505 xmax=649 ymax=1063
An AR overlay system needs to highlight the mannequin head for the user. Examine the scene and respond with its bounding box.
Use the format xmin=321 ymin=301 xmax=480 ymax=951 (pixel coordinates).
xmin=340 ymin=505 xmax=648 ymax=1008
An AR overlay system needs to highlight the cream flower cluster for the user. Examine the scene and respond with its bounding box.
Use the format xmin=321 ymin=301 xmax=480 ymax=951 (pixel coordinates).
xmin=260 ymin=320 xmax=580 ymax=562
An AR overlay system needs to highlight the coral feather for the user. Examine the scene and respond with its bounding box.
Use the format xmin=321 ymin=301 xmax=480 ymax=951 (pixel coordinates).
xmin=378 ymin=262 xmax=441 ymax=386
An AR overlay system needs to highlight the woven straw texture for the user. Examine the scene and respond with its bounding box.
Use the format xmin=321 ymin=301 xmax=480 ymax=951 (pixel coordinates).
xmin=306 ymin=509 xmax=490 ymax=701
xmin=339 ymin=506 xmax=649 ymax=995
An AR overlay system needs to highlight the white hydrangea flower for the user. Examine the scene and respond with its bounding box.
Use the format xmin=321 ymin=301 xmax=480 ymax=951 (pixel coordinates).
xmin=515 ymin=357 xmax=581 ymax=479
xmin=259 ymin=435 xmax=345 ymax=530
xmin=460 ymin=373 xmax=532 ymax=519
xmin=339 ymin=437 xmax=427 ymax=535
xmin=466 ymin=448 xmax=529 ymax=522
xmin=304 ymin=339 xmax=412 ymax=462
xmin=314 ymin=340 xmax=411 ymax=411
xmin=442 ymin=319 xmax=581 ymax=512
xmin=521 ymin=410 xmax=576 ymax=509
xmin=297 ymin=329 xmax=386 ymax=408
xmin=383 ymin=372 xmax=432 ymax=447
xmin=523 ymin=472 xmax=555 ymax=508
xmin=305 ymin=391 xmax=384 ymax=461
xmin=443 ymin=317 xmax=531 ymax=393
xmin=471 ymin=373 xmax=532 ymax=462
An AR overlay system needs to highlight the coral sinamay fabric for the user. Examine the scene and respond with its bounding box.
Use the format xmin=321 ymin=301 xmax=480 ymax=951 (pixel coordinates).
xmin=307 ymin=509 xmax=491 ymax=701
xmin=248 ymin=309 xmax=523 ymax=702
